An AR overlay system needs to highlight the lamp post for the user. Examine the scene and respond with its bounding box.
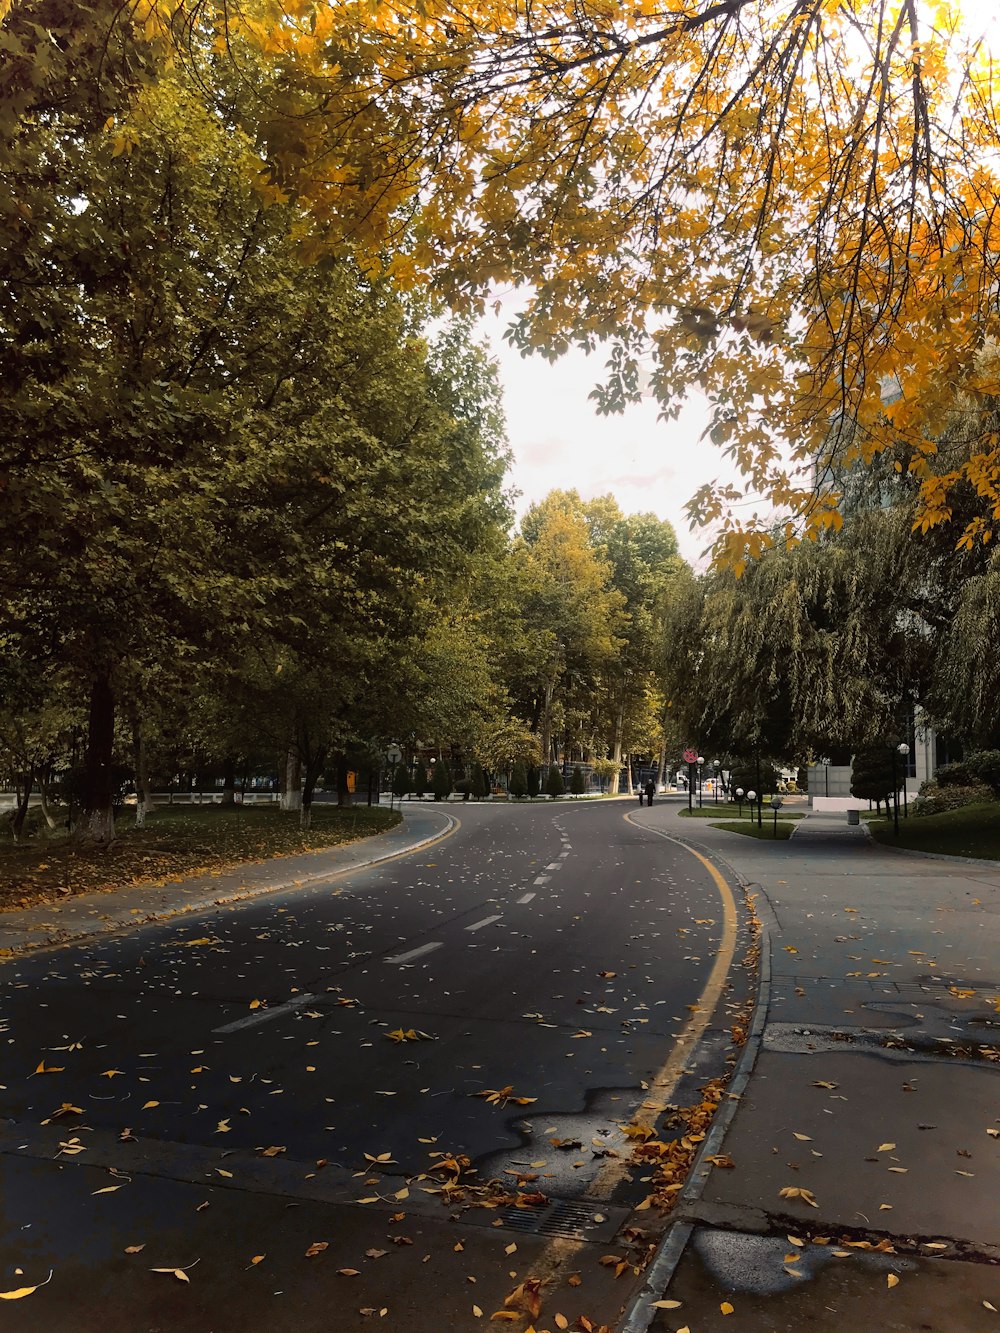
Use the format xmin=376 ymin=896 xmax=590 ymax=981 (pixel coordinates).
xmin=697 ymin=755 xmax=705 ymax=808
xmin=770 ymin=794 xmax=783 ymax=837
xmin=736 ymin=787 xmax=744 ymax=818
xmin=891 ymin=744 xmax=900 ymax=837
xmin=747 ymin=789 xmax=756 ymax=824
xmin=713 ymin=759 xmax=720 ymax=804
xmin=822 ymin=757 xmax=830 ymax=799
xmin=897 ymin=742 xmax=910 ymax=818
xmin=386 ymin=744 xmax=402 ymax=811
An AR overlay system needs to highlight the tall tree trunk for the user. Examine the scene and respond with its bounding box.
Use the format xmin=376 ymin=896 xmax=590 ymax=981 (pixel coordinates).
xmin=655 ymin=737 xmax=667 ymax=790
xmin=131 ymin=717 xmax=155 ymax=829
xmin=37 ymin=761 xmax=59 ymax=831
xmin=77 ymin=673 xmax=116 ymax=845
xmin=609 ymin=689 xmax=626 ymax=796
xmin=300 ymin=747 xmax=327 ymax=830
xmin=221 ymin=755 xmax=237 ymax=807
xmin=540 ymin=680 xmax=555 ymax=772
xmin=280 ymin=748 xmax=302 ymax=812
xmin=9 ymin=769 xmax=33 ymax=842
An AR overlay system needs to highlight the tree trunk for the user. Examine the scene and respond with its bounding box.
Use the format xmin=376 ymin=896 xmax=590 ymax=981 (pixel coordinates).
xmin=9 ymin=769 xmax=33 ymax=842
xmin=540 ymin=681 xmax=555 ymax=772
xmin=37 ymin=762 xmax=59 ymax=831
xmin=609 ymin=691 xmax=626 ymax=796
xmin=221 ymin=754 xmax=236 ymax=807
xmin=280 ymin=748 xmax=302 ymax=812
xmin=132 ymin=718 xmax=155 ymax=829
xmin=300 ymin=747 xmax=327 ymax=830
xmin=655 ymin=738 xmax=667 ymax=790
xmin=77 ymin=674 xmax=116 ymax=846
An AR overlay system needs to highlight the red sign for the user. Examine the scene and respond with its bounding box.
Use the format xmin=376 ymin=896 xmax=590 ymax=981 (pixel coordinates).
xmin=683 ymin=748 xmax=698 ymax=764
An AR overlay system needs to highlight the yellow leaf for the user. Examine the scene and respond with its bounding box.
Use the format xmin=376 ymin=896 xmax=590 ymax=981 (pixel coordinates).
xmin=555 ymin=1316 xmax=570 ymax=1330
xmin=887 ymin=1274 xmax=900 ymax=1289
xmin=0 ymin=1271 xmax=52 ymax=1299
xmin=150 ymin=1268 xmax=191 ymax=1282
xmin=793 ymin=1133 xmax=811 ymax=1141
xmin=877 ymin=1143 xmax=896 ymax=1152
xmin=721 ymin=1301 xmax=735 ymax=1315
xmin=250 ymin=1255 xmax=265 ymax=1265
xmin=91 ymin=1185 xmax=123 ymax=1195
xmin=473 ymin=1306 xmax=483 ymax=1318
xmin=337 ymin=1268 xmax=361 ymax=1276
xmin=505 ymin=1243 xmax=517 ymax=1255
xmin=142 ymin=1101 xmax=160 ymax=1110
xmin=34 ymin=1062 xmax=64 ymax=1075
xmin=650 ymin=1300 xmax=682 ymax=1309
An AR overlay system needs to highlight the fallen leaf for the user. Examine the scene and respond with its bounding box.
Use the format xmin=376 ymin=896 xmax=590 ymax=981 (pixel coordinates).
xmin=124 ymin=1245 xmax=145 ymax=1255
xmin=142 ymin=1101 xmax=160 ymax=1111
xmin=92 ymin=1185 xmax=123 ymax=1195
xmin=305 ymin=1242 xmax=329 ymax=1257
xmin=250 ymin=1255 xmax=265 ymax=1266
xmin=887 ymin=1274 xmax=900 ymax=1289
xmin=651 ymin=1300 xmax=683 ymax=1310
xmin=779 ymin=1187 xmax=819 ymax=1207
xmin=721 ymin=1301 xmax=735 ymax=1315
xmin=877 ymin=1143 xmax=896 ymax=1152
xmin=793 ymin=1133 xmax=812 ymax=1142
xmin=504 ymin=1243 xmax=517 ymax=1255
xmin=150 ymin=1268 xmax=191 ymax=1283
xmin=337 ymin=1268 xmax=361 ymax=1277
xmin=33 ymin=1062 xmax=64 ymax=1075
xmin=0 ymin=1271 xmax=53 ymax=1300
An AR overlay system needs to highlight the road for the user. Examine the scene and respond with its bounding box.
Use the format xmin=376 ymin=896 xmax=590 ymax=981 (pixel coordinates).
xmin=0 ymin=798 xmax=752 ymax=1331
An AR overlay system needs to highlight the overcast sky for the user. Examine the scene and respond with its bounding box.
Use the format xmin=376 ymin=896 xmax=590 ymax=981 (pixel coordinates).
xmin=478 ymin=307 xmax=739 ymax=568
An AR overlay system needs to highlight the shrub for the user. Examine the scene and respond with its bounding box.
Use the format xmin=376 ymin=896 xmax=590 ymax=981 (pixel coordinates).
xmin=570 ymin=765 xmax=586 ymax=795
xmin=545 ymin=764 xmax=565 ymax=798
xmin=391 ymin=763 xmax=410 ymax=799
xmin=431 ymin=762 xmax=452 ymax=801
xmin=413 ymin=762 xmax=428 ymax=798
xmin=936 ymin=752 xmax=1000 ymax=796
xmin=850 ymin=747 xmax=897 ymax=803
xmin=914 ymin=781 xmax=994 ymax=816
xmin=509 ymin=761 xmax=528 ymax=799
xmin=526 ymin=765 xmax=540 ymax=798
xmin=470 ymin=763 xmax=488 ymax=800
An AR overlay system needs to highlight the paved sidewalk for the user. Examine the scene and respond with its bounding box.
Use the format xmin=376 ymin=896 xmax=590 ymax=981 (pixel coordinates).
xmin=0 ymin=807 xmax=453 ymax=957
xmin=626 ymin=800 xmax=1000 ymax=1332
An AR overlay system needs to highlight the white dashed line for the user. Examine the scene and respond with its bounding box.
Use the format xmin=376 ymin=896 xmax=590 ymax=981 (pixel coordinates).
xmin=214 ymin=992 xmax=319 ymax=1034
xmin=533 ymin=875 xmax=551 ymax=886
xmin=546 ymin=862 xmax=562 ymax=870
xmin=465 ymin=915 xmax=503 ymax=932
xmin=517 ymin=892 xmax=536 ymax=904
xmin=559 ymin=850 xmax=571 ymax=858
xmin=385 ymin=942 xmax=444 ymax=964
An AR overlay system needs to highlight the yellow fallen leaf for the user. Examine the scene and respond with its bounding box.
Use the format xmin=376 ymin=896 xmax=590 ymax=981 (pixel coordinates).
xmin=0 ymin=1271 xmax=52 ymax=1300
xmin=721 ymin=1301 xmax=735 ymax=1315
xmin=984 ymin=1299 xmax=997 ymax=1312
xmin=142 ymin=1101 xmax=160 ymax=1110
xmin=92 ymin=1185 xmax=123 ymax=1195
xmin=887 ymin=1274 xmax=899 ymax=1289
xmin=779 ymin=1187 xmax=819 ymax=1207
xmin=877 ymin=1143 xmax=896 ymax=1152
xmin=793 ymin=1133 xmax=812 ymax=1141
xmin=504 ymin=1243 xmax=517 ymax=1255
xmin=650 ymin=1301 xmax=682 ymax=1310
xmin=34 ymin=1062 xmax=64 ymax=1075
xmin=216 ymin=1169 xmax=233 ymax=1178
xmin=473 ymin=1307 xmax=483 ymax=1318
xmin=250 ymin=1255 xmax=265 ymax=1265
xmin=124 ymin=1245 xmax=145 ymax=1255
xmin=337 ymin=1268 xmax=361 ymax=1276
xmin=150 ymin=1268 xmax=191 ymax=1283
xmin=555 ymin=1316 xmax=570 ymax=1330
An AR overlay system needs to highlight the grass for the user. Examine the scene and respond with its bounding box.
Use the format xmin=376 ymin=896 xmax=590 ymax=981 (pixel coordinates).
xmin=0 ymin=802 xmax=401 ymax=912
xmin=710 ymin=819 xmax=798 ymax=840
xmin=680 ymin=802 xmax=806 ymax=820
xmin=866 ymin=801 xmax=1000 ymax=860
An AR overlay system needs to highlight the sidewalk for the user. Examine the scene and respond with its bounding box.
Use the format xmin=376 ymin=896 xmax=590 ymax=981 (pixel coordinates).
xmin=0 ymin=807 xmax=454 ymax=957
xmin=627 ymin=801 xmax=1000 ymax=1332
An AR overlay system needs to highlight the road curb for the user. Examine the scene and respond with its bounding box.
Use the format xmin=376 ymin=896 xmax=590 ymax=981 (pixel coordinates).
xmin=618 ymin=846 xmax=776 ymax=1333
xmin=0 ymin=811 xmax=458 ymax=960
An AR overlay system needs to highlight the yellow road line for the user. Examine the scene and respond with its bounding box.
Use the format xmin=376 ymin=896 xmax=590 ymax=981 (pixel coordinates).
xmin=529 ymin=814 xmax=740 ymax=1285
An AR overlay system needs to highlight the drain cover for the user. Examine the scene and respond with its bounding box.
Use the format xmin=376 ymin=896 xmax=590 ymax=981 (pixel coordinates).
xmin=462 ymin=1198 xmax=629 ymax=1243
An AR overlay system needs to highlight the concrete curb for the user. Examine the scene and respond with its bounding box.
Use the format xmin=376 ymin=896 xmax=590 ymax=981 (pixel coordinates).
xmin=0 ymin=810 xmax=457 ymax=960
xmin=619 ymin=839 xmax=777 ymax=1333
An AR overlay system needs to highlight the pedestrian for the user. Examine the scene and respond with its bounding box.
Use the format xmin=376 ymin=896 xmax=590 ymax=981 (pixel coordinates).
xmin=637 ymin=784 xmax=644 ymax=806
xmin=645 ymin=777 xmax=656 ymax=806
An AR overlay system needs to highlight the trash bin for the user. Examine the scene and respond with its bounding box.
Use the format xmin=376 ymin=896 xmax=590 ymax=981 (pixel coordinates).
xmin=846 ymin=809 xmax=860 ymax=826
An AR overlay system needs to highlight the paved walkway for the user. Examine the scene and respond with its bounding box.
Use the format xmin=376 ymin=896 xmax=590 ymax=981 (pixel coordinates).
xmin=0 ymin=807 xmax=453 ymax=956
xmin=626 ymin=799 xmax=1000 ymax=1332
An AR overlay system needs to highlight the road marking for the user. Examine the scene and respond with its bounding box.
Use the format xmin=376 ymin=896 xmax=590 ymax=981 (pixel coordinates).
xmin=559 ymin=850 xmax=571 ymax=858
xmin=530 ymin=813 xmax=741 ymax=1286
xmin=384 ymin=942 xmax=444 ymax=964
xmin=546 ymin=862 xmax=562 ymax=870
xmin=465 ymin=915 xmax=503 ymax=932
xmin=214 ymin=992 xmax=319 ymax=1034
xmin=533 ymin=875 xmax=550 ymax=886
xmin=517 ymin=892 xmax=536 ymax=904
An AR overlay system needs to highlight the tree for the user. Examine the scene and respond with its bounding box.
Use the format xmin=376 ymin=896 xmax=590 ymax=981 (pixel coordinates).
xmin=100 ymin=0 xmax=1000 ymax=559
xmin=545 ymin=765 xmax=565 ymax=798
xmin=508 ymin=760 xmax=528 ymax=800
xmin=851 ymin=747 xmax=898 ymax=809
xmin=431 ymin=761 xmax=452 ymax=801
xmin=392 ymin=761 xmax=411 ymax=801
xmin=570 ymin=765 xmax=586 ymax=796
xmin=413 ymin=763 xmax=429 ymax=799
xmin=526 ymin=766 xmax=541 ymax=799
xmin=469 ymin=763 xmax=488 ymax=800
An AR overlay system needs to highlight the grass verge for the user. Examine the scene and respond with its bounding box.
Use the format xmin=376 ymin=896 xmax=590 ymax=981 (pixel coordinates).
xmin=710 ymin=820 xmax=797 ymax=840
xmin=680 ymin=803 xmax=805 ymax=820
xmin=866 ymin=801 xmax=1000 ymax=860
xmin=0 ymin=803 xmax=402 ymax=912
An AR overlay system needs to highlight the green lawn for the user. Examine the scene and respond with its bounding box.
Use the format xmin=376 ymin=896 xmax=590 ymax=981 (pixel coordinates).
xmin=680 ymin=803 xmax=805 ymax=821
xmin=867 ymin=801 xmax=1000 ymax=860
xmin=0 ymin=802 xmax=401 ymax=911
xmin=710 ymin=819 xmax=798 ymax=840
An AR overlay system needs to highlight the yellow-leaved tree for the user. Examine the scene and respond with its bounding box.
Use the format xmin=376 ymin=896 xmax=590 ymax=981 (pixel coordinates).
xmin=9 ymin=0 xmax=1000 ymax=559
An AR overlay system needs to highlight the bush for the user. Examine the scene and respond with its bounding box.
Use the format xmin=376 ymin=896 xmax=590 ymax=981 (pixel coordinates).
xmin=570 ymin=765 xmax=586 ymax=796
xmin=391 ymin=763 xmax=410 ymax=799
xmin=936 ymin=752 xmax=1000 ymax=796
xmin=545 ymin=764 xmax=565 ymax=798
xmin=914 ymin=781 xmax=994 ymax=816
xmin=509 ymin=761 xmax=528 ymax=799
xmin=470 ymin=763 xmax=488 ymax=800
xmin=413 ymin=762 xmax=428 ymax=798
xmin=526 ymin=765 xmax=540 ymax=798
xmin=850 ymin=747 xmax=897 ymax=803
xmin=730 ymin=761 xmax=780 ymax=798
xmin=431 ymin=762 xmax=452 ymax=801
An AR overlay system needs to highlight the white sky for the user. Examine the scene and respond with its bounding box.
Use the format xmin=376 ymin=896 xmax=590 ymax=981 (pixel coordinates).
xmin=478 ymin=307 xmax=737 ymax=568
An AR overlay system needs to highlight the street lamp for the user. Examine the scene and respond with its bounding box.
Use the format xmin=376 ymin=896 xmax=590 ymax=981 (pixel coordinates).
xmin=697 ymin=755 xmax=705 ymax=808
xmin=770 ymin=794 xmax=783 ymax=837
xmin=736 ymin=787 xmax=744 ymax=817
xmin=746 ymin=789 xmax=756 ymax=824
xmin=897 ymin=742 xmax=910 ymax=819
xmin=713 ymin=759 xmax=721 ymax=804
xmin=386 ymin=744 xmax=402 ymax=811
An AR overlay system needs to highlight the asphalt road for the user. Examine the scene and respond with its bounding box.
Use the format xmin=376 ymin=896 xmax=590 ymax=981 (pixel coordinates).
xmin=0 ymin=798 xmax=751 ymax=1331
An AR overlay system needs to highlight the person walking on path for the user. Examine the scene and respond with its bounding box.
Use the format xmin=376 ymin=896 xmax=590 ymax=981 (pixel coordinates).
xmin=637 ymin=784 xmax=645 ymax=806
xmin=644 ymin=777 xmax=656 ymax=806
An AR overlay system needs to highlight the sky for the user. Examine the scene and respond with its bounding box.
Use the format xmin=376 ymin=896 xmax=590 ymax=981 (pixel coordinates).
xmin=477 ymin=306 xmax=741 ymax=569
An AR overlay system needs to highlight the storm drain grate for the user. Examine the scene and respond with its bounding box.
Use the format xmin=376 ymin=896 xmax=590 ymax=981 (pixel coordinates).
xmin=498 ymin=1199 xmax=622 ymax=1241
